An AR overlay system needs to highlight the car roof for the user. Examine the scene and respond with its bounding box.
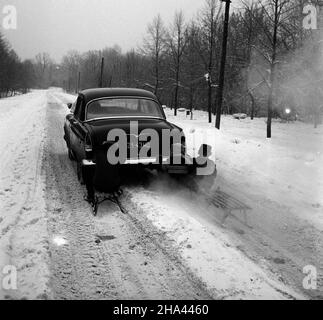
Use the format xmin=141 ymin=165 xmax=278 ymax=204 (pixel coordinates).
xmin=79 ymin=88 xmax=158 ymax=105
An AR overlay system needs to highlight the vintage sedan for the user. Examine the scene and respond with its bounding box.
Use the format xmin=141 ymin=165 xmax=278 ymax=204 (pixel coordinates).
xmin=64 ymin=88 xmax=211 ymax=209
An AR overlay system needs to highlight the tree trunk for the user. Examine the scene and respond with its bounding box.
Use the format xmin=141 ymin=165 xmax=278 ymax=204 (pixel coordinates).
xmin=267 ymin=84 xmax=273 ymax=138
xmin=208 ymin=79 xmax=212 ymax=123
xmin=189 ymin=85 xmax=194 ymax=110
xmin=99 ymin=57 xmax=104 ymax=88
xmin=174 ymin=24 xmax=182 ymax=117
xmin=154 ymin=40 xmax=160 ymax=98
xmin=174 ymin=59 xmax=180 ymax=116
xmin=249 ymin=92 xmax=255 ymax=120
xmin=267 ymin=1 xmax=279 ymax=139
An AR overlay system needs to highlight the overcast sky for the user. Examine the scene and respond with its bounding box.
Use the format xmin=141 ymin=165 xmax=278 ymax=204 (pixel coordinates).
xmin=1 ymin=0 xmax=212 ymax=62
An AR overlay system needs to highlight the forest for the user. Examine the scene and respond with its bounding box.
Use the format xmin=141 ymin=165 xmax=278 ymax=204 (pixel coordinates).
xmin=0 ymin=0 xmax=322 ymax=128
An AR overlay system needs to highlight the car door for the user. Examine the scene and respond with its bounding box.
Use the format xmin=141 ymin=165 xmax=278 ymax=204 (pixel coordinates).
xmin=69 ymin=96 xmax=87 ymax=161
xmin=65 ymin=101 xmax=76 ymax=147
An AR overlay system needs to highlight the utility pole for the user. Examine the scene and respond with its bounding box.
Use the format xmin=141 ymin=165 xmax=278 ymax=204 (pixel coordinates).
xmin=215 ymin=0 xmax=231 ymax=129
xmin=76 ymin=71 xmax=81 ymax=93
xmin=99 ymin=57 xmax=104 ymax=88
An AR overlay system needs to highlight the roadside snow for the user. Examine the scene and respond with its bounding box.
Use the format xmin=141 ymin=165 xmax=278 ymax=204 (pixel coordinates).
xmin=0 ymin=89 xmax=75 ymax=299
xmin=0 ymin=91 xmax=51 ymax=299
xmin=127 ymin=188 xmax=303 ymax=299
xmin=166 ymin=109 xmax=323 ymax=229
xmin=162 ymin=108 xmax=323 ymax=298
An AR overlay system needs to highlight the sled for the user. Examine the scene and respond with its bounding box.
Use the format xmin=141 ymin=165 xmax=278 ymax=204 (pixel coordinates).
xmin=207 ymin=189 xmax=252 ymax=227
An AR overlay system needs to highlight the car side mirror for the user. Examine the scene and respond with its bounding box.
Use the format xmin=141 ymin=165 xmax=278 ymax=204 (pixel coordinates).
xmin=67 ymin=103 xmax=72 ymax=109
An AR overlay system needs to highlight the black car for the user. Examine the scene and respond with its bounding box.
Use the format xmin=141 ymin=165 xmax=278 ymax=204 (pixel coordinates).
xmin=64 ymin=88 xmax=211 ymax=209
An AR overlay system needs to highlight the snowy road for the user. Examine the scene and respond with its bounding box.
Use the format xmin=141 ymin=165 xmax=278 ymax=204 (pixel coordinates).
xmin=1 ymin=89 xmax=319 ymax=299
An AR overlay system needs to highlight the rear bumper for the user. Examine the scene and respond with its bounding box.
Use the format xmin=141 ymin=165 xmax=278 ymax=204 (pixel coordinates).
xmin=123 ymin=157 xmax=168 ymax=165
xmin=82 ymin=157 xmax=195 ymax=175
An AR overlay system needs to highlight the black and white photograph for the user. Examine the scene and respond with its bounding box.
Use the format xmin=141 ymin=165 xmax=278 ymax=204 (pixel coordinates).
xmin=0 ymin=0 xmax=322 ymax=303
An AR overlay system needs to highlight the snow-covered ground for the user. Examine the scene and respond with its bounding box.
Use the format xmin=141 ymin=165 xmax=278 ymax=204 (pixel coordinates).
xmin=162 ymin=108 xmax=323 ymax=299
xmin=166 ymin=109 xmax=323 ymax=229
xmin=0 ymin=90 xmax=50 ymax=299
xmin=0 ymin=88 xmax=321 ymax=299
xmin=124 ymin=189 xmax=301 ymax=299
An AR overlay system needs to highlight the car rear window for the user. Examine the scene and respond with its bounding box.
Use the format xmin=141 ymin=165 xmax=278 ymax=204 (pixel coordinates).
xmin=86 ymin=98 xmax=164 ymax=120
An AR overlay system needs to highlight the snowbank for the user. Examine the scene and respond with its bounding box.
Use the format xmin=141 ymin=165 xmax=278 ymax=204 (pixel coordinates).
xmin=0 ymin=91 xmax=51 ymax=299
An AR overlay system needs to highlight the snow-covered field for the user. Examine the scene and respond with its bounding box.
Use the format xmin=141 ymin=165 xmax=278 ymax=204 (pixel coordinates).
xmin=163 ymin=108 xmax=323 ymax=299
xmin=0 ymin=88 xmax=322 ymax=299
xmin=167 ymin=109 xmax=323 ymax=229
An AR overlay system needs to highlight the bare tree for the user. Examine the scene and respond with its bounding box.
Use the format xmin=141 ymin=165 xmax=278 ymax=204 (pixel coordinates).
xmin=243 ymin=0 xmax=298 ymax=137
xmin=167 ymin=11 xmax=188 ymax=115
xmin=80 ymin=50 xmax=100 ymax=89
xmin=142 ymin=14 xmax=167 ymax=98
xmin=124 ymin=49 xmax=138 ymax=87
xmin=34 ymin=52 xmax=54 ymax=88
xmin=61 ymin=50 xmax=81 ymax=92
xmin=197 ymin=0 xmax=223 ymax=123
xmin=240 ymin=2 xmax=267 ymax=119
xmin=266 ymin=0 xmax=280 ymax=138
xmin=183 ymin=22 xmax=205 ymax=116
xmin=101 ymin=45 xmax=123 ymax=87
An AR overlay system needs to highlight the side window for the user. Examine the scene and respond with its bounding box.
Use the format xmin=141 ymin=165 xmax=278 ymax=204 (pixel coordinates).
xmin=141 ymin=100 xmax=151 ymax=114
xmin=74 ymin=96 xmax=83 ymax=120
